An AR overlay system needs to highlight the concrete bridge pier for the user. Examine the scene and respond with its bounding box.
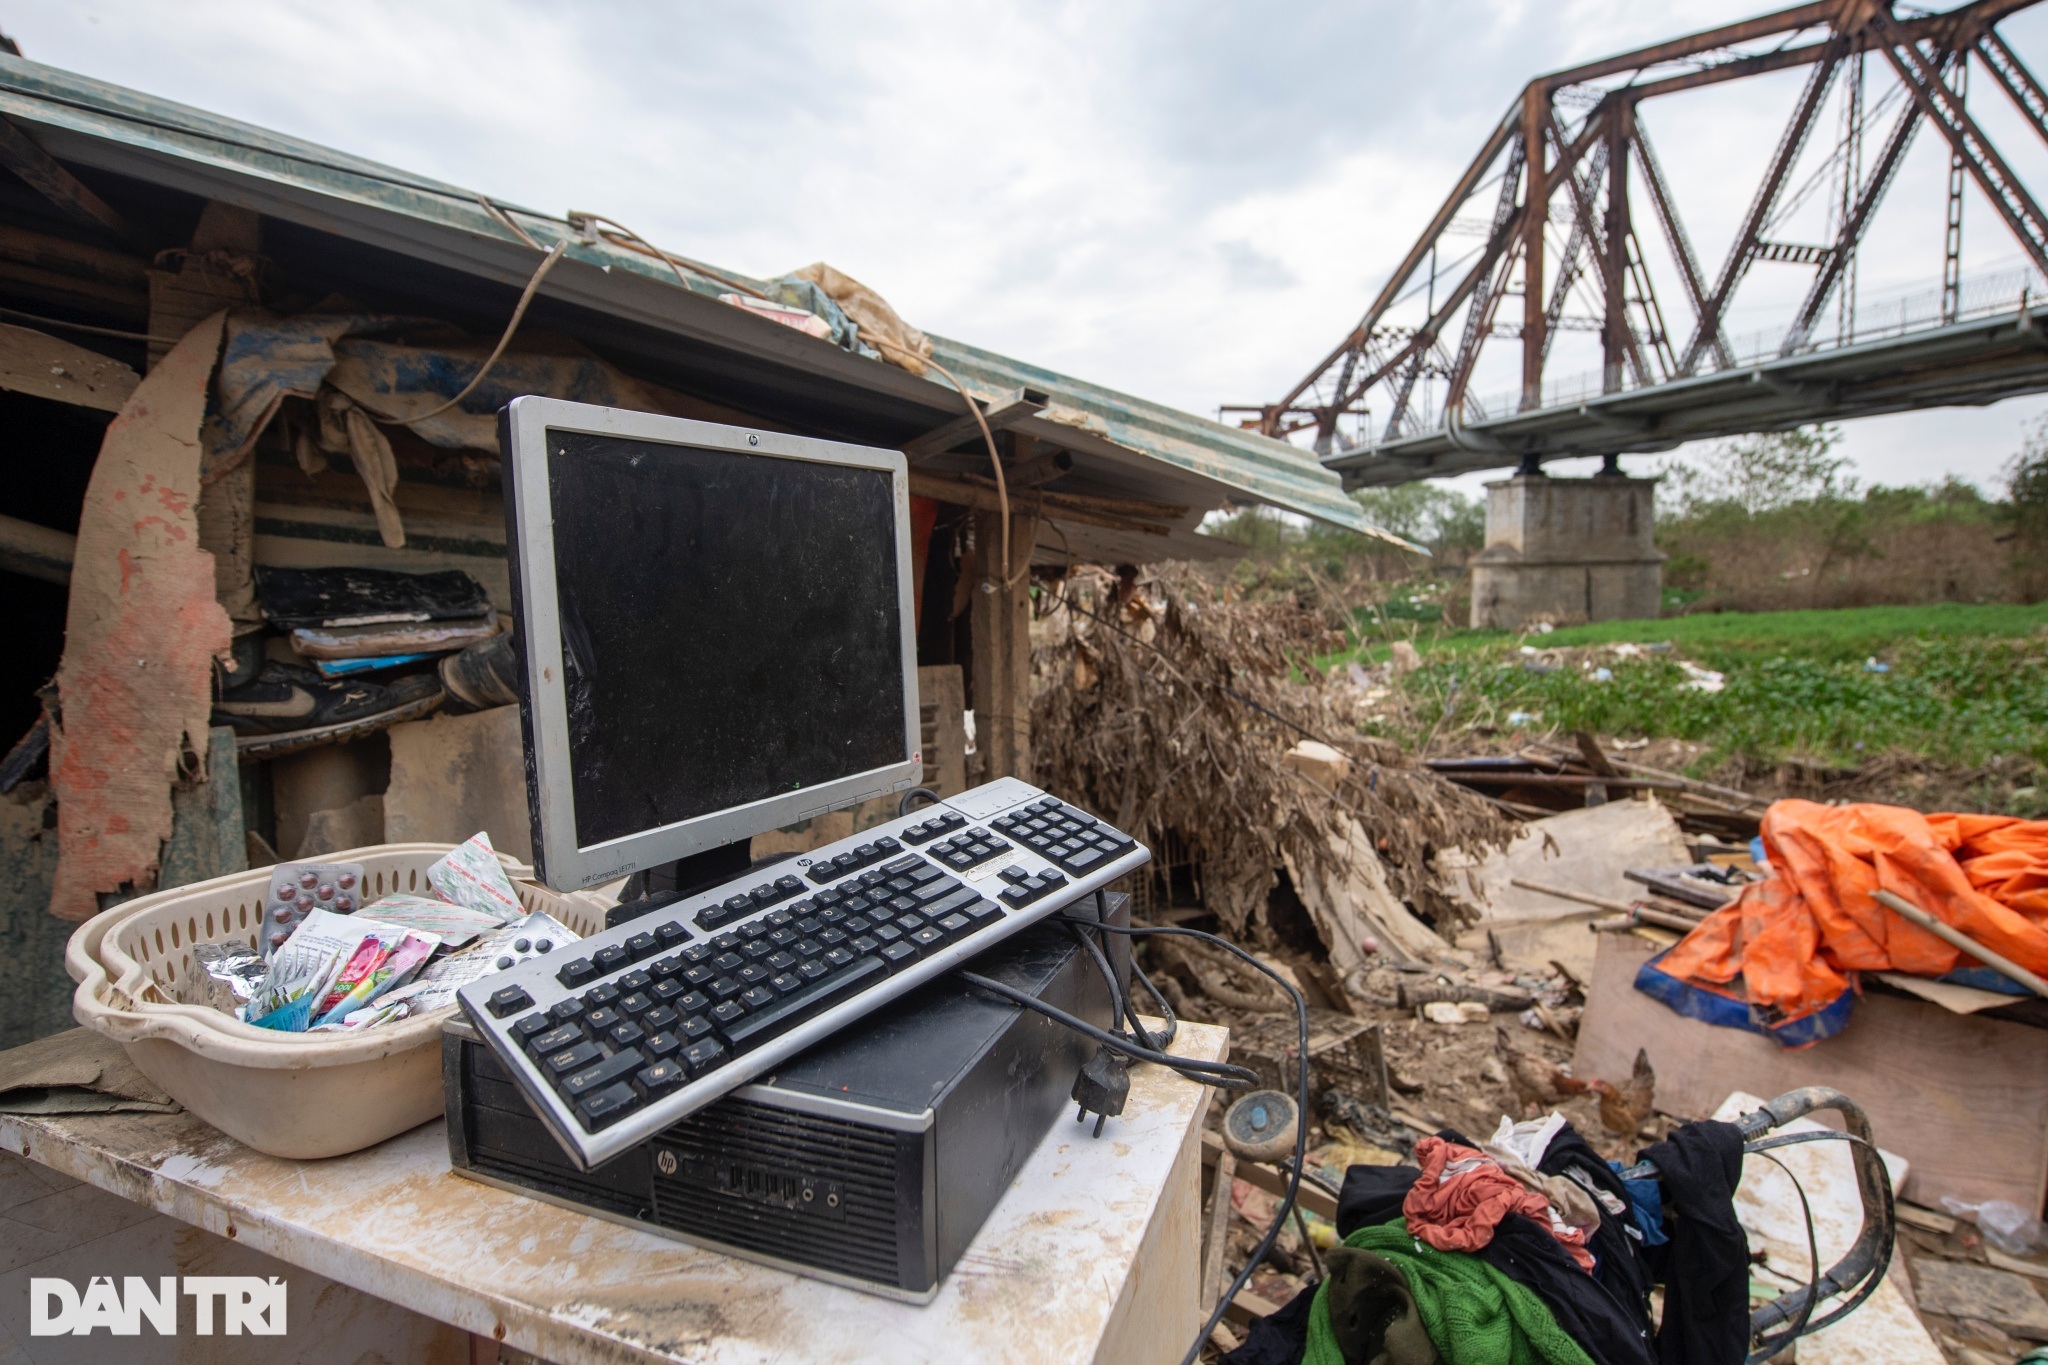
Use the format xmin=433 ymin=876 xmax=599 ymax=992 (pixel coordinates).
xmin=1468 ymin=457 xmax=1663 ymax=629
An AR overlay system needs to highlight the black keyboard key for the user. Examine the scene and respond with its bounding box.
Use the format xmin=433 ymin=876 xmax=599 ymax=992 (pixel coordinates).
xmin=741 ymin=939 xmax=774 ymax=962
xmin=679 ymin=1015 xmax=715 ymax=1043
xmin=710 ymin=1000 xmax=745 ymax=1027
xmin=817 ymin=905 xmax=850 ymax=924
xmin=650 ymin=955 xmax=684 ymax=981
xmin=909 ymin=926 xmax=946 ymax=953
xmin=675 ymin=989 xmax=709 ymax=1016
xmin=542 ymin=1040 xmax=603 ymax=1077
xmin=999 ymin=865 xmax=1030 ymax=884
xmin=711 ymin=952 xmax=745 ymax=974
xmin=645 ymin=1030 xmax=681 ymax=1060
xmin=584 ymin=1006 xmax=621 ymax=1034
xmin=510 ymin=1013 xmax=552 ymax=1045
xmin=708 ymin=976 xmax=744 ymax=1002
xmin=696 ymin=897 xmax=750 ymax=930
xmin=883 ymin=854 xmax=924 ymax=875
xmin=637 ymin=1059 xmax=687 ymax=1097
xmin=585 ymin=983 xmax=621 ymax=1009
xmin=739 ymin=985 xmax=777 ymax=1011
xmin=644 ymin=1005 xmax=679 ymax=1034
xmin=817 ymin=927 xmax=848 ymax=948
xmin=823 ymin=946 xmax=856 ymax=970
xmin=768 ymin=971 xmax=802 ymax=995
xmin=737 ymin=962 xmax=770 ymax=986
xmin=556 ymin=957 xmax=597 ymax=988
xmin=717 ymin=955 xmax=887 ymax=1053
xmin=850 ymin=934 xmax=880 ymax=956
xmin=766 ymin=906 xmax=799 ymax=926
xmin=618 ymin=969 xmax=652 ymax=993
xmin=1067 ymin=848 xmax=1106 ymax=871
xmin=963 ymin=898 xmax=1004 ymax=927
xmin=936 ymin=912 xmax=973 ymax=938
xmin=529 ymin=1023 xmax=584 ymax=1057
xmin=562 ymin=1048 xmax=644 ymax=1099
xmin=548 ymin=998 xmax=586 ymax=1025
xmin=773 ymin=874 xmax=806 ymax=896
xmin=881 ymin=940 xmax=918 ymax=969
xmin=681 ymin=1038 xmax=728 ymax=1076
xmin=485 ymin=985 xmax=532 ymax=1018
xmin=739 ymin=918 xmax=773 ymax=941
xmin=796 ymin=959 xmax=829 ymax=982
xmin=623 ymin=932 xmax=658 ymax=962
xmin=683 ymin=963 xmax=717 ymax=988
xmin=1000 ymin=884 xmax=1035 ymax=906
xmin=607 ymin=1020 xmax=646 ymax=1050
xmin=655 ymin=920 xmax=691 ymax=950
xmin=765 ymin=949 xmax=798 ymax=972
xmin=575 ymin=1082 xmax=639 ymax=1130
xmin=617 ymin=992 xmax=653 ymax=1018
xmin=794 ymin=938 xmax=823 ymax=958
xmin=874 ymin=836 xmax=903 ymax=855
xmin=593 ymin=945 xmax=629 ymax=974
xmin=682 ymin=942 xmax=716 ymax=964
xmin=894 ymin=912 xmax=927 ymax=933
xmin=871 ymin=922 xmax=904 ymax=946
xmin=651 ymin=978 xmax=687 ymax=1005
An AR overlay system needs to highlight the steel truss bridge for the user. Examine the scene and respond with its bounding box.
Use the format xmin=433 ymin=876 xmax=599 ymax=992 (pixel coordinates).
xmin=1237 ymin=0 xmax=2048 ymax=488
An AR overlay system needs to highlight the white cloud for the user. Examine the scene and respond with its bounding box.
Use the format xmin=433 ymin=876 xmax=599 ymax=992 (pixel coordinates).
xmin=9 ymin=0 xmax=2047 ymax=487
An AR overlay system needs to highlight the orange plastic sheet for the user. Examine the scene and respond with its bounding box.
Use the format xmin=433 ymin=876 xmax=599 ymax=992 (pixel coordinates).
xmin=1659 ymin=800 xmax=2048 ymax=1027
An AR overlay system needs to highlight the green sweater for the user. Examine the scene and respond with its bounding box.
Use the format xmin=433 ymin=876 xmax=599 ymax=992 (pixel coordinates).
xmin=1303 ymin=1223 xmax=1598 ymax=1365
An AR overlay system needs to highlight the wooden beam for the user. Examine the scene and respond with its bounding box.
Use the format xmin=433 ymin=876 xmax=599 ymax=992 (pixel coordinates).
xmin=0 ymin=510 xmax=74 ymax=585
xmin=902 ymin=385 xmax=1049 ymax=461
xmin=969 ymin=435 xmax=1036 ymax=783
xmin=906 ymin=471 xmax=1174 ymax=537
xmin=0 ymin=115 xmax=146 ymax=250
xmin=0 ymin=222 xmax=148 ymax=292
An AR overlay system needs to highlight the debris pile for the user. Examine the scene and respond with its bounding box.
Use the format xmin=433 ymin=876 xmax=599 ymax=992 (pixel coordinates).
xmin=1031 ymin=565 xmax=1515 ymax=948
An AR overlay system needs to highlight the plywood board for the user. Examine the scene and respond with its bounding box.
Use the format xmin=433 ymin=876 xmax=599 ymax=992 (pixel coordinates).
xmin=384 ymin=705 xmax=531 ymax=863
xmin=1574 ymin=932 xmax=2048 ymax=1212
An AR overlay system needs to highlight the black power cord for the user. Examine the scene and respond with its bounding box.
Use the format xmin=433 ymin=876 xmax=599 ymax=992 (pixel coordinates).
xmin=959 ymin=916 xmax=1311 ymax=1365
xmin=898 ymin=787 xmax=944 ymax=818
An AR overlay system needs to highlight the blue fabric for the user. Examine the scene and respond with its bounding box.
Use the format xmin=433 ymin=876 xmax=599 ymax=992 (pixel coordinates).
xmin=1633 ymin=950 xmax=1855 ymax=1047
xmin=1937 ymin=965 xmax=2032 ymax=996
xmin=1608 ymin=1164 xmax=1669 ymax=1248
xmin=313 ymin=653 xmax=434 ymax=677
xmin=1748 ymin=836 xmax=1768 ymax=867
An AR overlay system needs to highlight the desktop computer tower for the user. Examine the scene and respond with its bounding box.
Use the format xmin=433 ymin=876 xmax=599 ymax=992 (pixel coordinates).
xmin=445 ymin=895 xmax=1129 ymax=1300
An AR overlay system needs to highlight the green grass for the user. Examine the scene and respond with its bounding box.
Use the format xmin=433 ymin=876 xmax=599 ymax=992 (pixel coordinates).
xmin=1338 ymin=602 xmax=2048 ymax=772
xmin=1337 ymin=602 xmax=2048 ymax=669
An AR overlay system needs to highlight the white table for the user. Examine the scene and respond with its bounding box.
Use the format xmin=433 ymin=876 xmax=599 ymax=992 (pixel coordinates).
xmin=0 ymin=1021 xmax=1225 ymax=1365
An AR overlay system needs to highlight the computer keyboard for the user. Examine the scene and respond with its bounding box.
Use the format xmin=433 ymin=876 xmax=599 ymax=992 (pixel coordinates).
xmin=457 ymin=777 xmax=1150 ymax=1170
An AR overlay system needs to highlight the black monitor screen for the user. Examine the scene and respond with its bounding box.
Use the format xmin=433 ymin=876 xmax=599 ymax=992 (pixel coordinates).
xmin=541 ymin=430 xmax=907 ymax=849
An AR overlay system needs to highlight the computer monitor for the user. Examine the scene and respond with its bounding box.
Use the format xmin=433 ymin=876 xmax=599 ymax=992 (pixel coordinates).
xmin=499 ymin=397 xmax=923 ymax=891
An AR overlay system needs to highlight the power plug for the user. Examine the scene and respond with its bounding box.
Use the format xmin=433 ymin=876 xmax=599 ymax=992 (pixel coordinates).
xmin=1072 ymin=1045 xmax=1131 ymax=1138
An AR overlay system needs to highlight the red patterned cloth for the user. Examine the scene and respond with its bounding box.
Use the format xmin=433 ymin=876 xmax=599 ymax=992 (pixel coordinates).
xmin=1402 ymin=1136 xmax=1596 ymax=1272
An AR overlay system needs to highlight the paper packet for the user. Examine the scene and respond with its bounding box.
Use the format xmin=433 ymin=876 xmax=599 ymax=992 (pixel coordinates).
xmin=426 ymin=833 xmax=524 ymax=923
xmin=246 ymin=909 xmax=405 ymax=1032
xmin=314 ymin=929 xmax=440 ymax=1027
xmin=358 ymin=894 xmax=502 ymax=948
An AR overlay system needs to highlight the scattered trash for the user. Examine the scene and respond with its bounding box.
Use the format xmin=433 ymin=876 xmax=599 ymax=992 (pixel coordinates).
xmin=1865 ymin=656 xmax=1891 ymax=673
xmin=1678 ymin=661 xmax=1725 ymax=692
xmin=1942 ymin=1197 xmax=2048 ymax=1257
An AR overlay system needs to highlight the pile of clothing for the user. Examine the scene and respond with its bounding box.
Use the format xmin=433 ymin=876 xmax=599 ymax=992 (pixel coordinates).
xmin=1225 ymin=1115 xmax=1751 ymax=1365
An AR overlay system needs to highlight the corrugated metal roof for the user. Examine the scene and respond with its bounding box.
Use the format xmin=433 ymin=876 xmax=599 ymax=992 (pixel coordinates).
xmin=0 ymin=54 xmax=1400 ymax=545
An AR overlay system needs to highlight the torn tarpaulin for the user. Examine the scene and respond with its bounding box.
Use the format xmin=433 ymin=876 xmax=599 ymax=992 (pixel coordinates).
xmin=48 ymin=313 xmax=233 ymax=920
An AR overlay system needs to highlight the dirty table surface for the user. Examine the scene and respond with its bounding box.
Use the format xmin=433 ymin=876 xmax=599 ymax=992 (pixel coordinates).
xmin=0 ymin=1020 xmax=1225 ymax=1365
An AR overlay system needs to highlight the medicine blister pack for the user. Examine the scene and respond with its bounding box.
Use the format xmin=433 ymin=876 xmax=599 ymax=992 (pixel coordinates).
xmin=260 ymin=861 xmax=366 ymax=956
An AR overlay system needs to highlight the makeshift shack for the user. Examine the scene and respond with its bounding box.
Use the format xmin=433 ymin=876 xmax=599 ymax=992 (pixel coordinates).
xmin=0 ymin=53 xmax=1395 ymax=1050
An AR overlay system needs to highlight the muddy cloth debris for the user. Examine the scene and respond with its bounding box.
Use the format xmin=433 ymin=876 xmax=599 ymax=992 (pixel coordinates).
xmin=1405 ymin=1136 xmax=1596 ymax=1272
xmin=1636 ymin=1121 xmax=1747 ymax=1365
xmin=1303 ymin=1223 xmax=1596 ymax=1365
xmin=1644 ymin=799 xmax=2048 ymax=1043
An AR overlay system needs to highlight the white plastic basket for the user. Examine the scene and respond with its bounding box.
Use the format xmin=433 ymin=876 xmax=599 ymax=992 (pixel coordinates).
xmin=68 ymin=843 xmax=602 ymax=1159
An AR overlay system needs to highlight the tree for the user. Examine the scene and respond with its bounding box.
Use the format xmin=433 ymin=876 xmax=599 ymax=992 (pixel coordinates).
xmin=1659 ymin=425 xmax=1853 ymax=517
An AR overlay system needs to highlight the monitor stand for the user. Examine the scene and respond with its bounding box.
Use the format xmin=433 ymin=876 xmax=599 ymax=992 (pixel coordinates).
xmin=607 ymin=838 xmax=753 ymax=929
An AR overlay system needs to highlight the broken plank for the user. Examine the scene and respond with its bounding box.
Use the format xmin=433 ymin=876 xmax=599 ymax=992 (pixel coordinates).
xmin=0 ymin=321 xmax=138 ymax=410
xmin=1200 ymin=1131 xmax=1340 ymax=1221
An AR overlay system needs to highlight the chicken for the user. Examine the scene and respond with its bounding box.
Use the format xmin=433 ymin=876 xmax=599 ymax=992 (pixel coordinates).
xmin=1494 ymin=1027 xmax=1592 ymax=1115
xmin=1587 ymin=1049 xmax=1657 ymax=1136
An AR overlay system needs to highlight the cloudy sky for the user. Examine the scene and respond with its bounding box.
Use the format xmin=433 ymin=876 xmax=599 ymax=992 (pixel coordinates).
xmin=12 ymin=0 xmax=2048 ymax=498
